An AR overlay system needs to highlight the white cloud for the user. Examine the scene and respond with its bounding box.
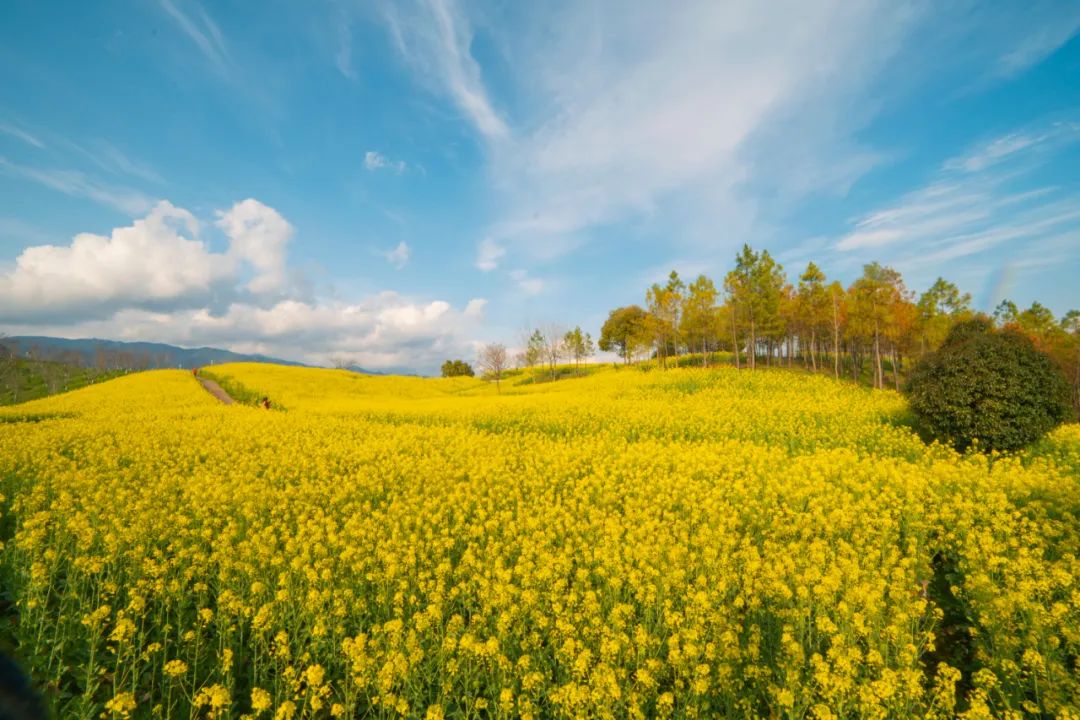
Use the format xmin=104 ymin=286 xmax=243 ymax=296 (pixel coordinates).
xmin=509 ymin=269 xmax=544 ymax=296
xmin=833 ymin=123 xmax=1080 ymax=290
xmin=0 ymin=123 xmax=46 ymax=149
xmin=0 ymin=157 xmax=155 ymax=215
xmin=996 ymin=11 xmax=1080 ymax=77
xmin=5 ymin=294 xmax=485 ymax=373
xmin=942 ymin=122 xmax=1080 ymax=173
xmin=384 ymin=0 xmax=919 ymax=266
xmin=0 ymin=200 xmax=485 ymax=373
xmin=159 ymin=0 xmax=232 ymax=75
xmin=0 ymin=199 xmax=297 ymax=322
xmin=0 ymin=201 xmax=226 ymax=322
xmin=68 ymin=139 xmax=164 ymax=184
xmin=333 ymin=5 xmax=357 ymax=80
xmin=364 ymin=150 xmax=406 ymax=173
xmin=216 ymin=199 xmax=293 ymax=294
xmin=837 ymin=122 xmax=1080 ymax=254
xmin=464 ymin=298 xmax=487 ymax=318
xmin=382 ymin=0 xmax=1078 ymax=279
xmin=383 ymin=0 xmax=508 ymax=139
xmin=382 ymin=240 xmax=411 ymax=269
xmin=475 ymin=237 xmax=504 ymax=271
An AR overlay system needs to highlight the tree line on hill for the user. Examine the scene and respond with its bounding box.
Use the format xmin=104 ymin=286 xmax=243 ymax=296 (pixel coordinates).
xmin=0 ymin=337 xmax=129 ymax=405
xmin=442 ymin=326 xmax=598 ymax=390
xmin=594 ymin=245 xmax=1078 ymax=412
xmin=448 ymin=244 xmax=1078 ymax=414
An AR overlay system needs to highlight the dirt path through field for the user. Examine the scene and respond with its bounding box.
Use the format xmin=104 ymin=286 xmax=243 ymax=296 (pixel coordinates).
xmin=197 ymin=376 xmax=235 ymax=405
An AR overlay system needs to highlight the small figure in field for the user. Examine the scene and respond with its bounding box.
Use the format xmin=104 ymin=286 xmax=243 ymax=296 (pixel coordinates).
xmin=193 ymin=368 xmax=198 ymax=377
xmin=262 ymin=397 xmax=271 ymax=410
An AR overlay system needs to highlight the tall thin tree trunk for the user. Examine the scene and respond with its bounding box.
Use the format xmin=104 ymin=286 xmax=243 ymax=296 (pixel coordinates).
xmin=891 ymin=346 xmax=899 ymax=391
xmin=873 ymin=320 xmax=883 ymax=389
xmin=749 ymin=320 xmax=756 ymax=370
xmin=731 ymin=306 xmax=741 ymax=369
xmin=832 ymin=297 xmax=840 ymax=380
xmin=810 ymin=329 xmax=817 ymax=372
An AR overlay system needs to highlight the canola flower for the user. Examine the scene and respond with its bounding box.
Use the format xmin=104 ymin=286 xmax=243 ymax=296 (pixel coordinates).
xmin=0 ymin=364 xmax=1077 ymax=718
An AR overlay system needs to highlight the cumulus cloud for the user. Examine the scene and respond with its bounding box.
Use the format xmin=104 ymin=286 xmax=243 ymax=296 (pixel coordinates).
xmin=0 ymin=198 xmax=291 ymax=322
xmin=0 ymin=199 xmax=486 ymax=373
xmin=0 ymin=201 xmax=226 ymax=322
xmin=216 ymin=199 xmax=293 ymax=293
xmin=5 ymin=294 xmax=485 ymax=373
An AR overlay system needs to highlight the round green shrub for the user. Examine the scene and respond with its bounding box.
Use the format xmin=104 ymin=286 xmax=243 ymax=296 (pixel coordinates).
xmin=905 ymin=319 xmax=1071 ymax=452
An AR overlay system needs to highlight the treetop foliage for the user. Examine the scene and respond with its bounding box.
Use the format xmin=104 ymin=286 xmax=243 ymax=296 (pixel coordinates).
xmin=440 ymin=359 xmax=474 ymax=378
xmin=905 ymin=319 xmax=1072 ymax=452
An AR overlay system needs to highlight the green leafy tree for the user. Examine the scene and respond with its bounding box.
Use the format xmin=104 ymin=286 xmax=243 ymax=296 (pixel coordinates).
xmin=680 ymin=275 xmax=719 ymax=366
xmin=993 ymin=299 xmax=1019 ymax=326
xmin=1016 ymin=302 xmax=1057 ymax=338
xmin=440 ymin=359 xmax=475 ymax=377
xmin=525 ymin=330 xmax=546 ymax=368
xmin=599 ymin=305 xmax=649 ymax=364
xmin=916 ymin=278 xmax=972 ymax=357
xmin=796 ymin=262 xmax=829 ymax=371
xmin=754 ymin=251 xmax=786 ymax=366
xmin=563 ymin=327 xmax=593 ymax=373
xmin=724 ymin=245 xmax=785 ymax=369
xmin=905 ymin=319 xmax=1071 ymax=452
xmin=848 ymin=263 xmax=907 ymax=389
xmin=646 ymin=271 xmax=684 ymax=368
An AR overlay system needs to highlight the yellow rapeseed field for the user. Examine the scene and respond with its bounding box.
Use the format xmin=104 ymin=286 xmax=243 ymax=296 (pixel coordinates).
xmin=0 ymin=364 xmax=1077 ymax=719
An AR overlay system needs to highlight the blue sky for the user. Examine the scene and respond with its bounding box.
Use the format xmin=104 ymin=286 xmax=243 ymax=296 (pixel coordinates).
xmin=1 ymin=0 xmax=1078 ymax=372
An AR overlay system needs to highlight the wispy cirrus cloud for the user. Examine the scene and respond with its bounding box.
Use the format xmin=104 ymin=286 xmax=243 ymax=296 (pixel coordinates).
xmin=159 ymin=0 xmax=232 ymax=75
xmin=942 ymin=121 xmax=1080 ymax=173
xmin=0 ymin=157 xmax=155 ymax=215
xmin=388 ymin=0 xmax=920 ymax=273
xmin=377 ymin=0 xmax=1080 ymax=295
xmin=834 ymin=122 xmax=1080 ymax=284
xmin=382 ymin=0 xmax=508 ymax=139
xmin=0 ymin=122 xmax=46 ymax=149
xmin=995 ymin=7 xmax=1080 ymax=77
xmin=0 ymin=118 xmax=165 ymax=224
xmin=69 ymin=139 xmax=164 ymax=185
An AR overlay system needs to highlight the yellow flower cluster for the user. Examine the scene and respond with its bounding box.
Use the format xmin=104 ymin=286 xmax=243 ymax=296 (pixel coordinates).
xmin=0 ymin=364 xmax=1076 ymax=718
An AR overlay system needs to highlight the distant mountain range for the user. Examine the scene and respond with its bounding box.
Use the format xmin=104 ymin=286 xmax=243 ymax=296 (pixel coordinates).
xmin=0 ymin=336 xmax=309 ymax=370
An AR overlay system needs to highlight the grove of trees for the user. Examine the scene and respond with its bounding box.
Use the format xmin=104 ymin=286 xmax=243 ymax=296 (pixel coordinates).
xmin=495 ymin=244 xmax=1078 ymax=420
